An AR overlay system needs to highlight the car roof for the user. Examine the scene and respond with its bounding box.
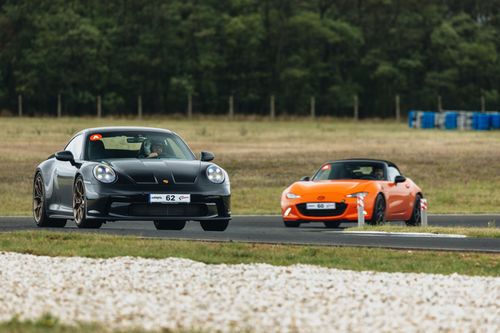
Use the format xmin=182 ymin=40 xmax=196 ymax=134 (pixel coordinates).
xmin=326 ymin=158 xmax=399 ymax=169
xmin=75 ymin=126 xmax=174 ymax=136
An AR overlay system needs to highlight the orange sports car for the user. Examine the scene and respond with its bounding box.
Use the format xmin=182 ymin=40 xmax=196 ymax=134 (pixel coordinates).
xmin=281 ymin=159 xmax=423 ymax=228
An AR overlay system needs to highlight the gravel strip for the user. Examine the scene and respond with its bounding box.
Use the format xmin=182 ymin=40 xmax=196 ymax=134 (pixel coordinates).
xmin=0 ymin=252 xmax=498 ymax=332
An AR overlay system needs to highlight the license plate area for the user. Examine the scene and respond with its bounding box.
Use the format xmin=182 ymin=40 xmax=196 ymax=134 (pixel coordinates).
xmin=306 ymin=202 xmax=336 ymax=210
xmin=149 ymin=194 xmax=191 ymax=204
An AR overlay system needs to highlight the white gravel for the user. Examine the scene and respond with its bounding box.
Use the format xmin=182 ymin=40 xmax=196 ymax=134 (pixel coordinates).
xmin=0 ymin=252 xmax=498 ymax=333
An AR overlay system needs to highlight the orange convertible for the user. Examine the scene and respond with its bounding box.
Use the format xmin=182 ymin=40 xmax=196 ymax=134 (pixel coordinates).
xmin=281 ymin=159 xmax=423 ymax=228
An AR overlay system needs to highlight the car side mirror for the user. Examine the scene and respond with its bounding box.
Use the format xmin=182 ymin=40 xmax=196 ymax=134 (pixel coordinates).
xmin=201 ymin=151 xmax=215 ymax=162
xmin=394 ymin=175 xmax=406 ymax=183
xmin=55 ymin=150 xmax=75 ymax=164
xmin=300 ymin=176 xmax=310 ymax=181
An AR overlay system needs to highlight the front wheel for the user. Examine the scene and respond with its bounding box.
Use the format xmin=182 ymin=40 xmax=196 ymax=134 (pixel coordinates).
xmin=154 ymin=220 xmax=186 ymax=230
xmin=200 ymin=220 xmax=229 ymax=231
xmin=73 ymin=177 xmax=103 ymax=229
xmin=33 ymin=173 xmax=66 ymax=228
xmin=366 ymin=194 xmax=386 ymax=226
xmin=405 ymin=194 xmax=422 ymax=226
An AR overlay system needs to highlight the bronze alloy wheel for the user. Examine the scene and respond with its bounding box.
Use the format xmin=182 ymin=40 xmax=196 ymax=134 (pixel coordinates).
xmin=33 ymin=174 xmax=44 ymax=223
xmin=73 ymin=177 xmax=103 ymax=229
xmin=73 ymin=178 xmax=86 ymax=225
xmin=32 ymin=173 xmax=66 ymax=227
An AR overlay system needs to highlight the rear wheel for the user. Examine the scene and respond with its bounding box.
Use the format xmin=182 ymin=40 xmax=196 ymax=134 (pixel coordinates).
xmin=154 ymin=220 xmax=186 ymax=230
xmin=366 ymin=194 xmax=385 ymax=225
xmin=283 ymin=220 xmax=301 ymax=228
xmin=73 ymin=177 xmax=103 ymax=229
xmin=405 ymin=194 xmax=422 ymax=226
xmin=200 ymin=220 xmax=229 ymax=231
xmin=323 ymin=221 xmax=341 ymax=228
xmin=33 ymin=173 xmax=66 ymax=228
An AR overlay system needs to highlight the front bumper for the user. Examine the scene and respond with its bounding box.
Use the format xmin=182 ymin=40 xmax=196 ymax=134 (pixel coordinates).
xmin=281 ymin=196 xmax=374 ymax=222
xmin=85 ymin=184 xmax=231 ymax=221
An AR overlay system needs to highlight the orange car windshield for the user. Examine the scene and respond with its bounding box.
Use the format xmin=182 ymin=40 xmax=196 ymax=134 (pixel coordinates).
xmin=313 ymin=161 xmax=386 ymax=181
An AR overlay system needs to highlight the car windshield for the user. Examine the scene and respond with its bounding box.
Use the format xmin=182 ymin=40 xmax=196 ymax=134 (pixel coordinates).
xmin=312 ymin=161 xmax=386 ymax=181
xmin=85 ymin=131 xmax=196 ymax=161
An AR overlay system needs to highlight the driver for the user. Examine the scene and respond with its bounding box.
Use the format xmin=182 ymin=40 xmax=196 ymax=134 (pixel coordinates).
xmin=147 ymin=142 xmax=164 ymax=158
xmin=373 ymin=167 xmax=384 ymax=180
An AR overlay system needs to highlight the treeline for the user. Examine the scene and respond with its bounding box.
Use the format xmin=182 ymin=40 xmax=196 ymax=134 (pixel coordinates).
xmin=1 ymin=0 xmax=500 ymax=117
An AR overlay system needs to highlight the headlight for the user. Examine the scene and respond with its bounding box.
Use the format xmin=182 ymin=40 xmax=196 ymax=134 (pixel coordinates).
xmin=286 ymin=193 xmax=301 ymax=199
xmin=206 ymin=165 xmax=225 ymax=184
xmin=346 ymin=192 xmax=368 ymax=198
xmin=93 ymin=164 xmax=116 ymax=183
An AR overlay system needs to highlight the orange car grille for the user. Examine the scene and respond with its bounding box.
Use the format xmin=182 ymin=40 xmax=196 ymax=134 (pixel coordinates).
xmin=296 ymin=203 xmax=347 ymax=217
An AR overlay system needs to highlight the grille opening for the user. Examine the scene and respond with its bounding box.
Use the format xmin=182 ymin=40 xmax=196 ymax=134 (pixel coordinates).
xmin=296 ymin=203 xmax=347 ymax=217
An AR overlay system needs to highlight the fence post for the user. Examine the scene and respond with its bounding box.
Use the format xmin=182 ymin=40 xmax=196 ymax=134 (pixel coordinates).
xmin=420 ymin=198 xmax=428 ymax=227
xmin=270 ymin=94 xmax=275 ymax=120
xmin=57 ymin=94 xmax=62 ymax=118
xmin=228 ymin=95 xmax=234 ymax=119
xmin=357 ymin=194 xmax=365 ymax=227
xmin=310 ymin=96 xmax=316 ymax=119
xmin=353 ymin=95 xmax=359 ymax=121
xmin=137 ymin=95 xmax=143 ymax=119
xmin=395 ymin=94 xmax=400 ymax=122
xmin=187 ymin=93 xmax=193 ymax=119
xmin=481 ymin=95 xmax=485 ymax=112
xmin=18 ymin=95 xmax=23 ymax=117
xmin=97 ymin=95 xmax=102 ymax=118
xmin=437 ymin=95 xmax=442 ymax=112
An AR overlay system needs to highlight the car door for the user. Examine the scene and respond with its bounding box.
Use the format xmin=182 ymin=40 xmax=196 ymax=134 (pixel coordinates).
xmin=384 ymin=166 xmax=409 ymax=219
xmin=55 ymin=134 xmax=84 ymax=213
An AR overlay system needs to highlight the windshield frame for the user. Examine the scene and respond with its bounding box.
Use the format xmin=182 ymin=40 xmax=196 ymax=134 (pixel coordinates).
xmin=83 ymin=130 xmax=197 ymax=161
xmin=311 ymin=161 xmax=388 ymax=181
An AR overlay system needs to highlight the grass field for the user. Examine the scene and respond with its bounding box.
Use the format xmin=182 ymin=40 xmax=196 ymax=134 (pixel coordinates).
xmin=0 ymin=231 xmax=498 ymax=276
xmin=0 ymin=116 xmax=499 ymax=216
xmin=347 ymin=225 xmax=500 ymax=238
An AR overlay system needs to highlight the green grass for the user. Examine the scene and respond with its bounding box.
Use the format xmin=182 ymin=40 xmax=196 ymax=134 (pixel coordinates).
xmin=346 ymin=225 xmax=500 ymax=238
xmin=0 ymin=315 xmax=201 ymax=333
xmin=0 ymin=231 xmax=498 ymax=276
xmin=0 ymin=116 xmax=499 ymax=215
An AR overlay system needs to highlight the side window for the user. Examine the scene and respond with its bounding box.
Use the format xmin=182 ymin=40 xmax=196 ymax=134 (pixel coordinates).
xmin=387 ymin=166 xmax=400 ymax=182
xmin=64 ymin=135 xmax=84 ymax=160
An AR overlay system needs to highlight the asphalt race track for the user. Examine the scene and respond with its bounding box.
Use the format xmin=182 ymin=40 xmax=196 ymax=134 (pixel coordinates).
xmin=1 ymin=215 xmax=499 ymax=253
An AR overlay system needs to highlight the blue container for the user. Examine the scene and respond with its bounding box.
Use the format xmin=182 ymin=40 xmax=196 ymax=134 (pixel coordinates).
xmin=490 ymin=114 xmax=500 ymax=129
xmin=444 ymin=112 xmax=458 ymax=129
xmin=408 ymin=111 xmax=416 ymax=128
xmin=421 ymin=112 xmax=435 ymax=129
xmin=473 ymin=113 xmax=490 ymax=130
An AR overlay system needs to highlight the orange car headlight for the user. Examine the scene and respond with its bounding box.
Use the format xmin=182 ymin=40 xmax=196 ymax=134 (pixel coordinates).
xmin=286 ymin=193 xmax=301 ymax=199
xmin=346 ymin=192 xmax=368 ymax=198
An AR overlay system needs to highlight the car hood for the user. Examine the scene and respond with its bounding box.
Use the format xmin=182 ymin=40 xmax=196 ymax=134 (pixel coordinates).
xmin=289 ymin=180 xmax=371 ymax=195
xmin=103 ymin=159 xmax=201 ymax=184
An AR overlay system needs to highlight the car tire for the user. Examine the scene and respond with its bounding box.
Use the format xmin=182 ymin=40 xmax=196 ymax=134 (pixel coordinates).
xmin=33 ymin=173 xmax=67 ymax=228
xmin=366 ymin=194 xmax=385 ymax=225
xmin=283 ymin=220 xmax=301 ymax=228
xmin=323 ymin=221 xmax=341 ymax=228
xmin=154 ymin=220 xmax=186 ymax=230
xmin=405 ymin=194 xmax=422 ymax=227
xmin=73 ymin=176 xmax=103 ymax=229
xmin=200 ymin=220 xmax=229 ymax=231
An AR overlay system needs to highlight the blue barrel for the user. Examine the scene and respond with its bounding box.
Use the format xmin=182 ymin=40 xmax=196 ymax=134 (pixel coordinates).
xmin=472 ymin=113 xmax=490 ymax=130
xmin=490 ymin=113 xmax=500 ymax=129
xmin=408 ymin=111 xmax=416 ymax=128
xmin=444 ymin=112 xmax=458 ymax=129
xmin=444 ymin=112 xmax=456 ymax=129
xmin=421 ymin=112 xmax=435 ymax=129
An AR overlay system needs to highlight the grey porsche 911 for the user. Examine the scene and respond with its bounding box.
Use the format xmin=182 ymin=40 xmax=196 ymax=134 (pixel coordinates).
xmin=33 ymin=127 xmax=231 ymax=231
